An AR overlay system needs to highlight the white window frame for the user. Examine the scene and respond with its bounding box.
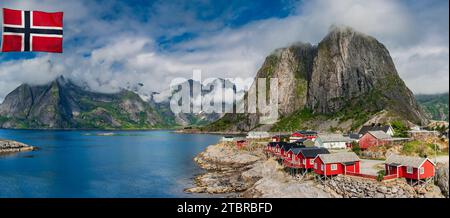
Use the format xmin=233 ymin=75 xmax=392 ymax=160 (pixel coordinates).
xmin=321 ymin=164 xmax=324 ymax=171
xmin=407 ymin=166 xmax=413 ymax=174
xmin=303 ymin=159 xmax=306 ymax=165
xmin=314 ymin=163 xmax=317 ymax=169
xmin=419 ymin=167 xmax=424 ymax=175
xmin=331 ymin=164 xmax=337 ymax=171
xmin=309 ymin=159 xmax=314 ymax=165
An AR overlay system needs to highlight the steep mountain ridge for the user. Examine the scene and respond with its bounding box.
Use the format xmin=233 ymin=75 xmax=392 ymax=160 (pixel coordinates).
xmin=206 ymin=26 xmax=428 ymax=132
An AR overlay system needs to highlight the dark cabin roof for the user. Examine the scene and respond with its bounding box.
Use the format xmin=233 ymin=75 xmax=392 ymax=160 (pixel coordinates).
xmin=290 ymin=147 xmax=303 ymax=155
xmin=299 ymin=147 xmax=330 ymax=158
xmin=272 ymin=134 xmax=291 ymax=138
xmin=277 ymin=142 xmax=288 ymax=147
xmin=349 ymin=133 xmax=360 ymax=139
xmin=281 ymin=143 xmax=294 ymax=151
xmin=294 ymin=138 xmax=307 ymax=143
xmin=358 ymin=124 xmax=391 ymax=135
xmin=267 ymin=142 xmax=278 ymax=147
xmin=296 ymin=130 xmax=318 ymax=135
xmin=268 ymin=141 xmax=287 ymax=147
xmin=281 ymin=142 xmax=304 ymax=151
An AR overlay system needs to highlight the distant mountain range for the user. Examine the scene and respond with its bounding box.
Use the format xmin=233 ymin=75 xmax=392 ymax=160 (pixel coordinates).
xmin=415 ymin=93 xmax=449 ymax=121
xmin=0 ymin=77 xmax=226 ymax=129
xmin=0 ymin=76 xmax=175 ymax=129
xmin=148 ymin=79 xmax=230 ymax=126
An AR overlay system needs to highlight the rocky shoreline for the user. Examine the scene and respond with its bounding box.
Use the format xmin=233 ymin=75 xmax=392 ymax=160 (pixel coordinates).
xmin=321 ymin=175 xmax=443 ymax=198
xmin=0 ymin=139 xmax=35 ymax=154
xmin=187 ymin=141 xmax=446 ymax=198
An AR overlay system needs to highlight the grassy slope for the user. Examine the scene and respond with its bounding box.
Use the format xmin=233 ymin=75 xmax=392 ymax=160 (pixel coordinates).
xmin=271 ymin=89 xmax=383 ymax=132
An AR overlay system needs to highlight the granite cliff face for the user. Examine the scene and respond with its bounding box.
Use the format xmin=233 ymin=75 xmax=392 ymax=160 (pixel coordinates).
xmin=207 ymin=26 xmax=428 ymax=132
xmin=308 ymin=27 xmax=425 ymax=123
xmin=0 ymin=76 xmax=172 ymax=129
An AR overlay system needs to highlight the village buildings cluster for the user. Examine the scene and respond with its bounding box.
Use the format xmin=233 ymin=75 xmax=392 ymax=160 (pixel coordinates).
xmin=222 ymin=123 xmax=442 ymax=186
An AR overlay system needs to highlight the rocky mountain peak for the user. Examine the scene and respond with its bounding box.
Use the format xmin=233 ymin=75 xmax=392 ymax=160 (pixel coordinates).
xmin=308 ymin=25 xmax=426 ymax=124
xmin=207 ymin=26 xmax=428 ymax=132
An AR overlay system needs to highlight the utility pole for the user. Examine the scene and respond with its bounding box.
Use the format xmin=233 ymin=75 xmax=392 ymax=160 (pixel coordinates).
xmin=434 ymin=138 xmax=437 ymax=164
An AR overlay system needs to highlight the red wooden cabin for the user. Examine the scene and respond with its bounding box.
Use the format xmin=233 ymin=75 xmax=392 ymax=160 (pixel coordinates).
xmin=283 ymin=148 xmax=298 ymax=168
xmin=359 ymin=131 xmax=391 ymax=150
xmin=313 ymin=152 xmax=360 ymax=176
xmin=272 ymin=136 xmax=280 ymax=142
xmin=298 ymin=147 xmax=330 ymax=169
xmin=272 ymin=142 xmax=287 ymax=158
xmin=265 ymin=142 xmax=277 ymax=154
xmin=284 ymin=147 xmax=330 ymax=169
xmin=290 ymin=131 xmax=318 ymax=142
xmin=385 ymin=154 xmax=435 ymax=181
xmin=236 ymin=140 xmax=247 ymax=148
xmin=279 ymin=143 xmax=294 ymax=159
xmin=283 ymin=147 xmax=304 ymax=162
xmin=272 ymin=134 xmax=290 ymax=142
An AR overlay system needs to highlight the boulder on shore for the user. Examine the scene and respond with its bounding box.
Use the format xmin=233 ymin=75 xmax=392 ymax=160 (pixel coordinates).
xmin=435 ymin=162 xmax=449 ymax=198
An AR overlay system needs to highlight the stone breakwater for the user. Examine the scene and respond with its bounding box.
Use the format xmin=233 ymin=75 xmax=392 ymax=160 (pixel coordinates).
xmin=320 ymin=175 xmax=443 ymax=198
xmin=187 ymin=141 xmax=445 ymax=198
xmin=0 ymin=139 xmax=34 ymax=154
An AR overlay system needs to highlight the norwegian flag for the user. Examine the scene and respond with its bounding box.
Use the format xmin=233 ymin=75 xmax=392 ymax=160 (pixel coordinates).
xmin=1 ymin=8 xmax=63 ymax=53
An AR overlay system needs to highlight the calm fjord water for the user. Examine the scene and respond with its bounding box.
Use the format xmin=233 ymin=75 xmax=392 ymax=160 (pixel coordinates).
xmin=0 ymin=129 xmax=220 ymax=197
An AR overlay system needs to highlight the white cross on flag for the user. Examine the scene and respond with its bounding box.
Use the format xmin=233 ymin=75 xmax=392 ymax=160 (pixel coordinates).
xmin=1 ymin=8 xmax=63 ymax=53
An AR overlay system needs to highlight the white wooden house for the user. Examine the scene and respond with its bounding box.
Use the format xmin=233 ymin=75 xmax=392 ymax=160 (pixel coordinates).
xmin=314 ymin=134 xmax=351 ymax=149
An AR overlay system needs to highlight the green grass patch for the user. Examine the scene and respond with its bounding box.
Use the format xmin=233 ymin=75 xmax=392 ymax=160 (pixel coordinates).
xmin=401 ymin=140 xmax=445 ymax=157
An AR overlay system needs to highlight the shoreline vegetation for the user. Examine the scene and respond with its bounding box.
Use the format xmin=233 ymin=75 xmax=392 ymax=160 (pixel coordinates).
xmin=186 ymin=140 xmax=447 ymax=198
xmin=0 ymin=139 xmax=35 ymax=154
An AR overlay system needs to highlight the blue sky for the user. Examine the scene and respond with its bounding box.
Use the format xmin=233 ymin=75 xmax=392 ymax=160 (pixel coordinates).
xmin=1 ymin=0 xmax=298 ymax=60
xmin=0 ymin=0 xmax=449 ymax=102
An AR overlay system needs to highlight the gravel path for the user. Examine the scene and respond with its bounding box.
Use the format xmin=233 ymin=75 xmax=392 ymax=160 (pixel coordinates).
xmin=434 ymin=155 xmax=449 ymax=164
xmin=359 ymin=159 xmax=384 ymax=175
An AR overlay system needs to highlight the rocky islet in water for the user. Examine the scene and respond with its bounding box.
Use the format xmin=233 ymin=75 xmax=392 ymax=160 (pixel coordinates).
xmin=0 ymin=139 xmax=35 ymax=154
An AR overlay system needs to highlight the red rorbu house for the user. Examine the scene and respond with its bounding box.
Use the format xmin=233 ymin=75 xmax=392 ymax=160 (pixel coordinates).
xmin=271 ymin=136 xmax=280 ymax=142
xmin=236 ymin=140 xmax=247 ymax=149
xmin=271 ymin=142 xmax=288 ymax=158
xmin=359 ymin=131 xmax=392 ymax=150
xmin=282 ymin=146 xmax=310 ymax=167
xmin=284 ymin=147 xmax=330 ymax=171
xmin=385 ymin=154 xmax=436 ymax=185
xmin=265 ymin=142 xmax=277 ymax=155
xmin=279 ymin=143 xmax=295 ymax=160
xmin=298 ymin=147 xmax=330 ymax=170
xmin=271 ymin=135 xmax=290 ymax=142
xmin=313 ymin=152 xmax=360 ymax=179
xmin=266 ymin=142 xmax=283 ymax=156
xmin=290 ymin=131 xmax=318 ymax=142
xmin=283 ymin=147 xmax=303 ymax=168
